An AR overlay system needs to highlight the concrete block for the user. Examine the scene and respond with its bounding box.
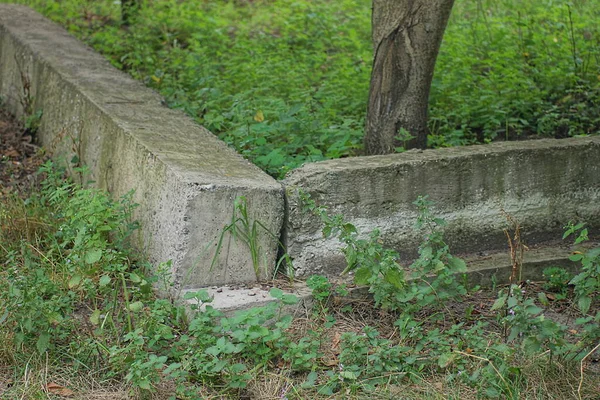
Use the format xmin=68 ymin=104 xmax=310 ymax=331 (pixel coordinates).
xmin=0 ymin=5 xmax=284 ymax=289
xmin=284 ymin=138 xmax=600 ymax=276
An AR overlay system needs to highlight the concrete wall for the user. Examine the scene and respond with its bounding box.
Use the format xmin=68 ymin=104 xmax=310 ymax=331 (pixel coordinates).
xmin=284 ymin=139 xmax=600 ymax=276
xmin=2 ymin=5 xmax=598 ymax=288
xmin=0 ymin=5 xmax=284 ymax=289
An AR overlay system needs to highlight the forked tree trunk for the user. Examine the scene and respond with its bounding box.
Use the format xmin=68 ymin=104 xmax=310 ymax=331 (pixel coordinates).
xmin=364 ymin=0 xmax=455 ymax=154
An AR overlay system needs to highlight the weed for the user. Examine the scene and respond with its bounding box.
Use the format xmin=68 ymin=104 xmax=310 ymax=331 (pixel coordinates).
xmin=211 ymin=195 xmax=293 ymax=282
xmin=543 ymin=266 xmax=573 ymax=296
xmin=564 ymin=222 xmax=600 ymax=315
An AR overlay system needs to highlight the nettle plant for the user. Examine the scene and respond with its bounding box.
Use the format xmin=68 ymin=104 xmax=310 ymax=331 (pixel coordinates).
xmin=300 ymin=191 xmax=600 ymax=396
xmin=301 ymin=192 xmax=467 ymax=312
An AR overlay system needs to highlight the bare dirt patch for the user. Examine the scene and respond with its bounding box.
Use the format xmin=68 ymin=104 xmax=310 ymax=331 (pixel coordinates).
xmin=0 ymin=108 xmax=46 ymax=194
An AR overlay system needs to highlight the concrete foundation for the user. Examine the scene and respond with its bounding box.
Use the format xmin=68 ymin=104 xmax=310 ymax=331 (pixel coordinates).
xmin=284 ymin=139 xmax=600 ymax=276
xmin=2 ymin=5 xmax=599 ymax=301
xmin=0 ymin=4 xmax=284 ymax=289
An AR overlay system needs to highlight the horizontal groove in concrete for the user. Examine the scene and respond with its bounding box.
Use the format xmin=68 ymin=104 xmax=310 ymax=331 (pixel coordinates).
xmin=188 ymin=241 xmax=595 ymax=315
xmin=0 ymin=5 xmax=284 ymax=289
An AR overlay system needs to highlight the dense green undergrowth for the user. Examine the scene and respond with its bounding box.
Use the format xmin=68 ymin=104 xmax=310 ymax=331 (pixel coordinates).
xmin=3 ymin=0 xmax=600 ymax=177
xmin=1 ymin=162 xmax=598 ymax=398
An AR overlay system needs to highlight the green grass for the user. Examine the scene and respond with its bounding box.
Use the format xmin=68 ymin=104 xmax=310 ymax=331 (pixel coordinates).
xmin=1 ymin=161 xmax=599 ymax=399
xmin=3 ymin=0 xmax=600 ymax=177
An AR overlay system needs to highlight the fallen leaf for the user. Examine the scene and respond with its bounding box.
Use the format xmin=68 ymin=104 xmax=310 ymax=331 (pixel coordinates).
xmin=331 ymin=331 xmax=341 ymax=353
xmin=46 ymin=382 xmax=75 ymax=397
xmin=321 ymin=356 xmax=339 ymax=367
xmin=253 ymin=110 xmax=265 ymax=122
xmin=4 ymin=148 xmax=19 ymax=157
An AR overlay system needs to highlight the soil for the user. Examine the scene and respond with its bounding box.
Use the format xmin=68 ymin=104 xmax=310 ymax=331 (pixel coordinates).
xmin=0 ymin=108 xmax=46 ymax=194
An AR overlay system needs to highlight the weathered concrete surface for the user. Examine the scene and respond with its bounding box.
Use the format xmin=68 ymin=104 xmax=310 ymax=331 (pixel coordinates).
xmin=0 ymin=5 xmax=284 ymax=288
xmin=181 ymin=284 xmax=314 ymax=316
xmin=284 ymin=138 xmax=600 ymax=276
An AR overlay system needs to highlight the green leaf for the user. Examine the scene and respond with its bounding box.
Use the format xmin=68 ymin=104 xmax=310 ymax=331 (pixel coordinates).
xmin=128 ymin=301 xmax=144 ymax=312
xmin=129 ymin=272 xmax=142 ymax=283
xmin=438 ymin=352 xmax=455 ymax=368
xmin=36 ymin=332 xmax=50 ymax=354
xmin=491 ymin=296 xmax=506 ymax=311
xmin=384 ymin=268 xmax=404 ymax=289
xmin=537 ymin=292 xmax=549 ymax=306
xmin=525 ymin=305 xmax=543 ymax=316
xmin=447 ymin=256 xmax=467 ymax=272
xmin=281 ymin=294 xmax=299 ymax=305
xmin=99 ymin=275 xmax=111 ymax=287
xmin=137 ymin=380 xmax=151 ymax=390
xmin=90 ymin=309 xmax=101 ymax=325
xmin=84 ymin=248 xmax=103 ymax=264
xmin=340 ymin=370 xmax=357 ymax=380
xmin=522 ymin=336 xmax=541 ymax=354
xmin=269 ymin=287 xmax=284 ymax=299
xmin=578 ymin=296 xmax=592 ymax=314
xmin=353 ymin=267 xmax=371 ymax=285
xmin=68 ymin=274 xmax=82 ymax=289
xmin=301 ymin=371 xmax=318 ymax=388
xmin=230 ymin=363 xmax=247 ymax=373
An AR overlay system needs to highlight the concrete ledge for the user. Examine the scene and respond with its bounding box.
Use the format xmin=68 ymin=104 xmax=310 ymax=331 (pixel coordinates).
xmin=284 ymin=138 xmax=600 ymax=276
xmin=0 ymin=5 xmax=284 ymax=288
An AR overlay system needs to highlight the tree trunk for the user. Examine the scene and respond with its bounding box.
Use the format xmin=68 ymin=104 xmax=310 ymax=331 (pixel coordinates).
xmin=364 ymin=0 xmax=454 ymax=155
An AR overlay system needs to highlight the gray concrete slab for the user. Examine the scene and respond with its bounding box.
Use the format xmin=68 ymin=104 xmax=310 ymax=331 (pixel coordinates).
xmin=0 ymin=4 xmax=284 ymax=289
xmin=284 ymin=138 xmax=600 ymax=277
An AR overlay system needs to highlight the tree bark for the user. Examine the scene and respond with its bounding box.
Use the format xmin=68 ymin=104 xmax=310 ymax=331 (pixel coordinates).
xmin=364 ymin=0 xmax=454 ymax=154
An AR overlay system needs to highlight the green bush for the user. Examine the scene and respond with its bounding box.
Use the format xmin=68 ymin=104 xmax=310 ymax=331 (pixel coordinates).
xmin=4 ymin=0 xmax=599 ymax=177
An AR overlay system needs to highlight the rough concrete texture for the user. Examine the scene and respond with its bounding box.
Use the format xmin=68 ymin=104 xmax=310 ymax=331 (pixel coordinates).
xmin=181 ymin=284 xmax=314 ymax=316
xmin=0 ymin=5 xmax=284 ymax=288
xmin=284 ymin=138 xmax=600 ymax=276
